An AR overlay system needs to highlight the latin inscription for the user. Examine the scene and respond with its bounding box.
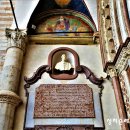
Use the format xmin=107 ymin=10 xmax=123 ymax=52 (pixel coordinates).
xmin=34 ymin=84 xmax=95 ymax=118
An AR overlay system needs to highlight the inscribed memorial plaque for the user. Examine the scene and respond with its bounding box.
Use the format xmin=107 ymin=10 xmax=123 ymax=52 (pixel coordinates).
xmin=34 ymin=84 xmax=95 ymax=118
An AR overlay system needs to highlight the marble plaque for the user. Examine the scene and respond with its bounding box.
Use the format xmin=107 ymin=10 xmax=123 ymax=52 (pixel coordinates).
xmin=34 ymin=84 xmax=95 ymax=118
xmin=35 ymin=125 xmax=94 ymax=130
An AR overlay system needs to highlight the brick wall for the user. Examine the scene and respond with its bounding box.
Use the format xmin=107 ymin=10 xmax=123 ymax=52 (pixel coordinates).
xmin=0 ymin=0 xmax=15 ymax=75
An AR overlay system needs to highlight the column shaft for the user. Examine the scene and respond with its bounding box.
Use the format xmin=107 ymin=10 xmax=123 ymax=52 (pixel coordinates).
xmin=1 ymin=47 xmax=23 ymax=92
xmin=0 ymin=29 xmax=26 ymax=130
xmin=112 ymin=76 xmax=129 ymax=130
xmin=0 ymin=103 xmax=15 ymax=130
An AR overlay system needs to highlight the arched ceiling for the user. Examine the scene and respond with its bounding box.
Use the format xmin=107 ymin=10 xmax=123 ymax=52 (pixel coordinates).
xmin=11 ymin=0 xmax=98 ymax=30
xmin=84 ymin=0 xmax=98 ymax=29
xmin=29 ymin=0 xmax=93 ymax=20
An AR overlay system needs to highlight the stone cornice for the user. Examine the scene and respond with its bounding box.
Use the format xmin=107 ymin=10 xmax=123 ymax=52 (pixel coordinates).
xmin=0 ymin=90 xmax=22 ymax=106
xmin=106 ymin=47 xmax=130 ymax=75
xmin=5 ymin=28 xmax=27 ymax=52
xmin=109 ymin=0 xmax=120 ymax=51
xmin=104 ymin=38 xmax=130 ymax=72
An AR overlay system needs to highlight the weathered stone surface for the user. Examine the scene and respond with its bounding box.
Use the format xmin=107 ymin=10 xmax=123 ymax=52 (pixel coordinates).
xmin=0 ymin=47 xmax=23 ymax=92
xmin=34 ymin=84 xmax=95 ymax=118
xmin=0 ymin=29 xmax=26 ymax=130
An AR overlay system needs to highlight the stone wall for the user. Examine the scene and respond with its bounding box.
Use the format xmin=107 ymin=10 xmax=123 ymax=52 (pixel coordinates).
xmin=13 ymin=44 xmax=121 ymax=130
xmin=0 ymin=0 xmax=15 ymax=75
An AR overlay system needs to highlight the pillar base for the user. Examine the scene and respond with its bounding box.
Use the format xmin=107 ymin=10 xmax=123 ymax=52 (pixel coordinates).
xmin=0 ymin=90 xmax=22 ymax=106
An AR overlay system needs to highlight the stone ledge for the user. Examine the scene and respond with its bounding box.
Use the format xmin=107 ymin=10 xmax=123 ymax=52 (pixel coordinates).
xmin=0 ymin=90 xmax=22 ymax=106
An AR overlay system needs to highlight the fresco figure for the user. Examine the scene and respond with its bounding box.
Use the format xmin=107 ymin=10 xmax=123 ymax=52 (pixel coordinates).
xmin=72 ymin=23 xmax=79 ymax=36
xmin=55 ymin=16 xmax=70 ymax=36
xmin=45 ymin=24 xmax=53 ymax=32
xmin=37 ymin=15 xmax=93 ymax=37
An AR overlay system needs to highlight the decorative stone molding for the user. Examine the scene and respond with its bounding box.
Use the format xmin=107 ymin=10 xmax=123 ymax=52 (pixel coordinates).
xmin=107 ymin=66 xmax=117 ymax=78
xmin=119 ymin=75 xmax=130 ymax=121
xmin=100 ymin=0 xmax=116 ymax=62
xmin=0 ymin=90 xmax=22 ymax=106
xmin=115 ymin=45 xmax=130 ymax=73
xmin=5 ymin=28 xmax=27 ymax=52
xmin=109 ymin=0 xmax=120 ymax=51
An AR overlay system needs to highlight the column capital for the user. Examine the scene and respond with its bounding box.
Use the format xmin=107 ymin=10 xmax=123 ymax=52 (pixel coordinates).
xmin=107 ymin=66 xmax=117 ymax=78
xmin=0 ymin=90 xmax=22 ymax=107
xmin=6 ymin=28 xmax=27 ymax=52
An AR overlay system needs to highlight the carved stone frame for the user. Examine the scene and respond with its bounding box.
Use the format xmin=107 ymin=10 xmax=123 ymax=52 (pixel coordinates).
xmin=24 ymin=47 xmax=103 ymax=87
xmin=24 ymin=47 xmax=104 ymax=130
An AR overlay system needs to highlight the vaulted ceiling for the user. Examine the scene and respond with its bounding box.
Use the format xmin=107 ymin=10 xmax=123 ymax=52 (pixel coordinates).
xmin=29 ymin=0 xmax=93 ymax=21
xmin=11 ymin=0 xmax=98 ymax=30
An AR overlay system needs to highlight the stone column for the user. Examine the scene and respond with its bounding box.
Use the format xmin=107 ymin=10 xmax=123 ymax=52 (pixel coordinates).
xmin=0 ymin=29 xmax=26 ymax=130
xmin=128 ymin=59 xmax=130 ymax=67
xmin=108 ymin=67 xmax=129 ymax=130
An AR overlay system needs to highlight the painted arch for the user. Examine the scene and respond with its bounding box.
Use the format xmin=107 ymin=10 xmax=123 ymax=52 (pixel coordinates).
xmin=11 ymin=0 xmax=98 ymax=30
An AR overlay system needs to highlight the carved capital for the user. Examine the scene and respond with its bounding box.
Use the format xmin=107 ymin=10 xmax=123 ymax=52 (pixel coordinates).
xmin=6 ymin=28 xmax=27 ymax=52
xmin=107 ymin=66 xmax=117 ymax=78
xmin=0 ymin=90 xmax=22 ymax=106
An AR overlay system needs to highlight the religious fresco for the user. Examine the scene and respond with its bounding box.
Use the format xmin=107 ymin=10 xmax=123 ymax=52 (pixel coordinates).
xmin=36 ymin=15 xmax=93 ymax=36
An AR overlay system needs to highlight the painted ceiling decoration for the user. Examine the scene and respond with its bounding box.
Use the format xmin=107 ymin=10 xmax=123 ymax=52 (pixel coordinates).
xmin=29 ymin=0 xmax=94 ymax=22
xmin=27 ymin=0 xmax=96 ymax=34
xmin=11 ymin=0 xmax=98 ymax=30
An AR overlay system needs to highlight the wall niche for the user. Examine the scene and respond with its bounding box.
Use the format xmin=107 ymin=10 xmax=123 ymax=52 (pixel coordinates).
xmin=48 ymin=47 xmax=80 ymax=80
